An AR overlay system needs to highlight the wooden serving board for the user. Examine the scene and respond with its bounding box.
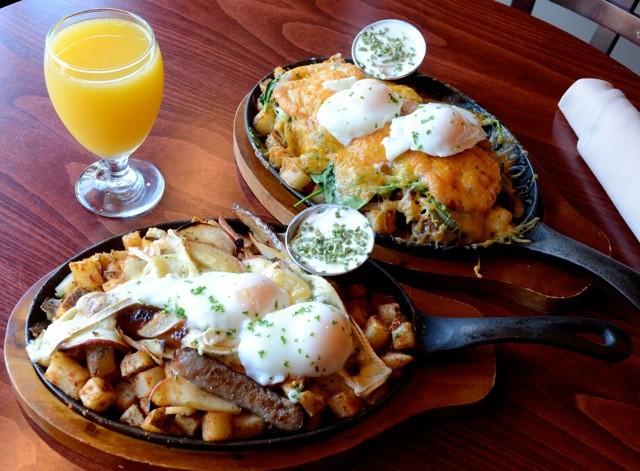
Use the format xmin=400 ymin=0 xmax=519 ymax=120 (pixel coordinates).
xmin=5 ymin=277 xmax=494 ymax=471
xmin=233 ymin=98 xmax=611 ymax=313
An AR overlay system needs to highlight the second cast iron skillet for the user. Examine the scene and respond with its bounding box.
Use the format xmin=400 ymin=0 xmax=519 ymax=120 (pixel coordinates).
xmin=244 ymin=58 xmax=640 ymax=310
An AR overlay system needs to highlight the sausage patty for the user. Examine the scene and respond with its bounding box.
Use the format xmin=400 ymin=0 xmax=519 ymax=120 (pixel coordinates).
xmin=172 ymin=348 xmax=304 ymax=432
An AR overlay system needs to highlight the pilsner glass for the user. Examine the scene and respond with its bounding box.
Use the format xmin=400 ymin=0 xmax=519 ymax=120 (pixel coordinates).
xmin=44 ymin=9 xmax=164 ymax=217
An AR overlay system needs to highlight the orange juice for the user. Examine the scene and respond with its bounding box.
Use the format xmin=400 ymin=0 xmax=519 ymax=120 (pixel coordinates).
xmin=45 ymin=18 xmax=164 ymax=158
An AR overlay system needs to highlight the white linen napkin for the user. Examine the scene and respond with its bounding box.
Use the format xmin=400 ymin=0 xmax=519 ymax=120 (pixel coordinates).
xmin=558 ymin=78 xmax=640 ymax=241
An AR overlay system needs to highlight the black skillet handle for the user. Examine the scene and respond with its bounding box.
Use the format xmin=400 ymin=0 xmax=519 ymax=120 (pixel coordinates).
xmin=418 ymin=314 xmax=632 ymax=362
xmin=522 ymin=222 xmax=640 ymax=311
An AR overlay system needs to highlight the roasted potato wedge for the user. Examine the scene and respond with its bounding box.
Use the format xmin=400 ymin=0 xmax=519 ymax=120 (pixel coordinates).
xmin=178 ymin=223 xmax=236 ymax=254
xmin=150 ymin=376 xmax=241 ymax=413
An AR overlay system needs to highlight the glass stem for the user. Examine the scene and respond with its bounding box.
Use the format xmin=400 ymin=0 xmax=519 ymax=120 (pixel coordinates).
xmin=106 ymin=155 xmax=132 ymax=182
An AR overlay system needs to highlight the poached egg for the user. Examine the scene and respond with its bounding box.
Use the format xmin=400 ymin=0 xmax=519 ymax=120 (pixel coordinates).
xmin=238 ymin=302 xmax=353 ymax=385
xmin=317 ymin=78 xmax=402 ymax=146
xmin=382 ymin=103 xmax=486 ymax=159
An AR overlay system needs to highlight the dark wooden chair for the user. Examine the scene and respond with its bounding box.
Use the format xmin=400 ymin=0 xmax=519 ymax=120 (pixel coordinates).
xmin=511 ymin=0 xmax=640 ymax=54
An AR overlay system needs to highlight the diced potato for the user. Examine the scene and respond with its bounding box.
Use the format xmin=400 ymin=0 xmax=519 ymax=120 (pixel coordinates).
xmin=297 ymin=390 xmax=326 ymax=417
xmin=364 ymin=316 xmax=390 ymax=351
xmin=145 ymin=227 xmax=167 ymax=240
xmin=327 ymin=390 xmax=362 ymax=418
xmin=391 ymin=322 xmax=416 ymax=350
xmin=69 ymin=255 xmax=104 ymax=290
xmin=86 ymin=345 xmax=117 ymax=378
xmin=233 ymin=413 xmax=265 ymax=439
xmin=44 ymin=351 xmax=90 ymax=400
xmin=377 ymin=303 xmax=403 ymax=329
xmin=381 ymin=352 xmax=414 ymax=370
xmin=202 ymin=411 xmax=233 ymax=442
xmin=54 ymin=272 xmax=75 ymax=299
xmin=174 ymin=414 xmax=201 ymax=437
xmin=150 ymin=376 xmax=241 ymax=413
xmin=79 ymin=377 xmax=116 ymax=412
xmin=253 ymin=107 xmax=276 ymax=135
xmin=178 ymin=223 xmax=236 ymax=254
xmin=367 ymin=208 xmax=396 ymax=235
xmin=280 ymin=158 xmax=311 ymax=190
xmin=120 ymin=403 xmax=145 ymax=427
xmin=114 ymin=380 xmax=137 ymax=411
xmin=346 ymin=298 xmax=369 ymax=328
xmin=133 ymin=366 xmax=165 ymax=398
xmin=141 ymin=408 xmax=172 ymax=434
xmin=122 ymin=231 xmax=142 ymax=249
xmin=120 ymin=350 xmax=156 ymax=378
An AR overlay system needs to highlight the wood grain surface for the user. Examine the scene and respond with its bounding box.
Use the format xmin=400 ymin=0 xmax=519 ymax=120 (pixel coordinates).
xmin=1 ymin=0 xmax=639 ymax=469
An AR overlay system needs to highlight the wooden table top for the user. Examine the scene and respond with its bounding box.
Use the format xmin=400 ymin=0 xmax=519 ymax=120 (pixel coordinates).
xmin=1 ymin=0 xmax=639 ymax=469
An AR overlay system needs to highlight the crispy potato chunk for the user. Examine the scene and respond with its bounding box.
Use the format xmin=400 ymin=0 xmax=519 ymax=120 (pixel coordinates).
xmin=133 ymin=366 xmax=165 ymax=398
xmin=364 ymin=316 xmax=390 ymax=351
xmin=174 ymin=414 xmax=201 ymax=437
xmin=44 ymin=351 xmax=90 ymax=400
xmin=120 ymin=350 xmax=156 ymax=378
xmin=114 ymin=380 xmax=137 ymax=411
xmin=122 ymin=231 xmax=142 ymax=249
xmin=327 ymin=390 xmax=362 ymax=419
xmin=202 ymin=411 xmax=233 ymax=442
xmin=233 ymin=413 xmax=265 ymax=440
xmin=86 ymin=345 xmax=117 ymax=378
xmin=297 ymin=390 xmax=326 ymax=417
xmin=69 ymin=255 xmax=104 ymax=291
xmin=280 ymin=158 xmax=311 ymax=190
xmin=391 ymin=322 xmax=416 ymax=350
xmin=377 ymin=303 xmax=403 ymax=328
xmin=141 ymin=408 xmax=172 ymax=434
xmin=79 ymin=377 xmax=116 ymax=412
xmin=381 ymin=352 xmax=414 ymax=370
xmin=120 ymin=403 xmax=145 ymax=427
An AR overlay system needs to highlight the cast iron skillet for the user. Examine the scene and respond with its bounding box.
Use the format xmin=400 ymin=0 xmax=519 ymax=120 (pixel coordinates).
xmin=26 ymin=220 xmax=632 ymax=450
xmin=244 ymin=58 xmax=640 ymax=310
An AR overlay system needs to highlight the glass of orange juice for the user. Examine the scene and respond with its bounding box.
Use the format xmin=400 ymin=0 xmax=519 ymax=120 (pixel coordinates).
xmin=45 ymin=9 xmax=164 ymax=218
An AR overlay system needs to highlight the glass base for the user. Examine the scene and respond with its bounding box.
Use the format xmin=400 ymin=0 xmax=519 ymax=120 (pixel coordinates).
xmin=75 ymin=158 xmax=164 ymax=218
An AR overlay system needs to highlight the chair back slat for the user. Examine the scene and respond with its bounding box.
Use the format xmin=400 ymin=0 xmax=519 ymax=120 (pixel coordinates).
xmin=511 ymin=0 xmax=640 ymax=53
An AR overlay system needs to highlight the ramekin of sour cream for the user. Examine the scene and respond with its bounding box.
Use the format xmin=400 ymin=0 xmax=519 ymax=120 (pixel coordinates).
xmin=352 ymin=19 xmax=427 ymax=80
xmin=285 ymin=205 xmax=375 ymax=276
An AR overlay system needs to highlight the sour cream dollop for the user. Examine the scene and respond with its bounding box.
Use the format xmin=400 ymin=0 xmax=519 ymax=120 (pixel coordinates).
xmin=382 ymin=103 xmax=487 ymax=160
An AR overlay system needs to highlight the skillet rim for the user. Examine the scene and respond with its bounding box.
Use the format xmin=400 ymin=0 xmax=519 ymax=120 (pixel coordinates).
xmin=243 ymin=56 xmax=540 ymax=257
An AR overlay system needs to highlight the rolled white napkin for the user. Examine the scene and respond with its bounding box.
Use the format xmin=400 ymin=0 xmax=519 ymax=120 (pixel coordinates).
xmin=558 ymin=78 xmax=640 ymax=241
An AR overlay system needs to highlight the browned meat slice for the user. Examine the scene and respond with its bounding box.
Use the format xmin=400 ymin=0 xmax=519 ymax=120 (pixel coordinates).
xmin=173 ymin=348 xmax=304 ymax=432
